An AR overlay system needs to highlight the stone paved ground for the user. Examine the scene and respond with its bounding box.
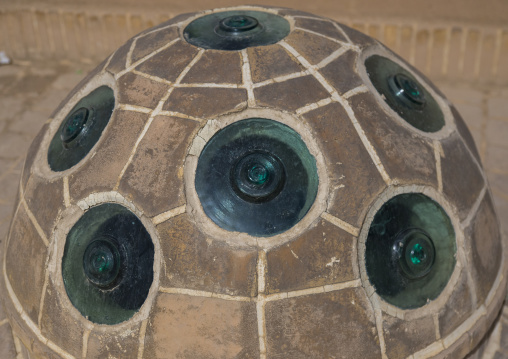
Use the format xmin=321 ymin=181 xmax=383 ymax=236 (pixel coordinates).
xmin=0 ymin=61 xmax=506 ymax=357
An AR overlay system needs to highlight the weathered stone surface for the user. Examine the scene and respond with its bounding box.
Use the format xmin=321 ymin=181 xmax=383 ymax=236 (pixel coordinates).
xmin=24 ymin=175 xmax=63 ymax=239
xmin=350 ymin=92 xmax=438 ymax=187
xmin=339 ymin=23 xmax=378 ymax=47
xmin=383 ymin=313 xmax=436 ymax=358
xmin=5 ymin=206 xmax=47 ymax=324
xmin=106 ymin=38 xmax=136 ymax=76
xmin=441 ymin=132 xmax=485 ymax=222
xmin=265 ymin=288 xmax=381 ymax=358
xmin=467 ymin=195 xmax=502 ymax=306
xmin=163 ymin=87 xmax=248 ymax=119
xmin=452 ymin=105 xmax=482 ymax=165
xmin=135 ymin=40 xmax=198 ymax=83
xmin=303 ymin=101 xmax=386 ymax=227
xmin=247 ymin=44 xmax=304 ymax=84
xmin=254 ymin=75 xmax=329 ymax=112
xmin=143 ymin=293 xmax=259 ymax=358
xmin=266 ymin=218 xmax=357 ymax=293
xmin=320 ymin=50 xmax=364 ymax=94
xmin=117 ymin=72 xmax=170 ymax=108
xmin=285 ymin=29 xmax=342 ymax=65
xmin=0 ymin=303 xmax=16 ymax=359
xmin=69 ymin=110 xmax=148 ymax=201
xmin=294 ymin=17 xmax=348 ymax=43
xmin=429 ymin=332 xmax=471 ymax=359
xmin=438 ymin=270 xmax=474 ymax=338
xmin=181 ymin=50 xmax=243 ymax=84
xmin=40 ymin=279 xmax=85 ymax=359
xmin=86 ymin=323 xmax=141 ymax=358
xmin=118 ymin=115 xmax=200 ymax=217
xmin=157 ymin=213 xmax=258 ymax=297
xmin=131 ymin=26 xmax=179 ymax=64
xmin=21 ymin=123 xmax=48 ymax=189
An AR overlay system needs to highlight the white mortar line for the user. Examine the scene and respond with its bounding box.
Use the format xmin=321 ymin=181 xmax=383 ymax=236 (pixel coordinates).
xmin=332 ymin=22 xmax=353 ymax=44
xmin=81 ymin=328 xmax=91 ymax=359
xmin=176 ymin=83 xmax=240 ymax=88
xmin=280 ymin=40 xmax=391 ymax=185
xmin=3 ymin=261 xmax=75 ymax=359
xmin=157 ymin=110 xmax=203 ymax=123
xmin=114 ymin=49 xmax=205 ymax=190
xmin=241 ymin=49 xmax=256 ymax=107
xmin=152 ymin=204 xmax=186 ymax=225
xmin=159 ymin=287 xmax=253 ymax=302
xmin=433 ymin=140 xmax=443 ymax=193
xmin=256 ymin=250 xmax=268 ymax=359
xmin=433 ymin=313 xmax=441 ymax=340
xmin=460 ymin=185 xmax=487 ymax=230
xmin=295 ymin=97 xmax=333 ymax=115
xmin=0 ymin=319 xmax=8 ymax=326
xmin=316 ymin=46 xmax=350 ymax=69
xmin=37 ymin=267 xmax=50 ymax=328
xmin=132 ymin=69 xmax=174 ymax=86
xmin=21 ymin=196 xmax=49 ymax=247
xmin=63 ymin=176 xmax=71 ymax=207
xmin=125 ymin=37 xmax=138 ymax=68
xmin=137 ymin=319 xmax=148 ymax=359
xmin=372 ymin=299 xmax=389 ymax=359
xmin=321 ymin=212 xmax=360 ymax=237
xmin=115 ymin=38 xmax=180 ymax=80
xmin=117 ymin=104 xmax=152 ymax=114
xmin=252 ymin=70 xmax=309 ymax=88
xmin=13 ymin=335 xmax=24 ymax=359
xmin=342 ymin=84 xmax=369 ymax=99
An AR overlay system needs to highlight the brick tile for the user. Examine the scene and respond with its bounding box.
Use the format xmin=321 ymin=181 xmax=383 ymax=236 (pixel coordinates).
xmin=131 ymin=26 xmax=179 ymax=64
xmin=319 ymin=50 xmax=364 ymax=94
xmin=285 ymin=29 xmax=341 ymax=65
xmin=247 ymin=44 xmax=304 ymax=84
xmin=156 ymin=213 xmax=258 ymax=297
xmin=117 ymin=71 xmax=170 ymax=108
xmin=452 ymin=105 xmax=482 ymax=165
xmin=265 ymin=288 xmax=381 ymax=358
xmin=118 ymin=115 xmax=200 ymax=217
xmin=181 ymin=50 xmax=242 ymax=84
xmin=143 ymin=293 xmax=259 ymax=358
xmin=294 ymin=17 xmax=348 ymax=43
xmin=266 ymin=218 xmax=357 ymax=294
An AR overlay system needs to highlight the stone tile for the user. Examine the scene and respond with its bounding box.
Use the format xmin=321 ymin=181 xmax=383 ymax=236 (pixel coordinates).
xmin=24 ymin=174 xmax=63 ymax=239
xmin=181 ymin=50 xmax=242 ymax=84
xmin=86 ymin=323 xmax=141 ymax=358
xmin=5 ymin=205 xmax=47 ymax=324
xmin=338 ymin=23 xmax=379 ymax=47
xmin=454 ymin=102 xmax=484 ymax=130
xmin=247 ymin=44 xmax=304 ymax=84
xmin=0 ymin=132 xmax=31 ymax=159
xmin=265 ymin=288 xmax=381 ymax=358
xmin=9 ymin=110 xmax=47 ymax=138
xmin=39 ymin=279 xmax=85 ymax=359
xmin=21 ymin=123 xmax=48 ymax=189
xmin=117 ymin=71 xmax=169 ymax=108
xmin=254 ymin=75 xmax=329 ymax=112
xmin=163 ymin=87 xmax=247 ymax=119
xmin=349 ymin=92 xmax=438 ymax=188
xmin=485 ymin=145 xmax=508 ymax=173
xmin=285 ymin=29 xmax=342 ymax=65
xmin=131 ymin=26 xmax=179 ymax=64
xmin=383 ymin=313 xmax=436 ymax=358
xmin=452 ymin=105 xmax=483 ymax=165
xmin=319 ymin=50 xmax=364 ymax=95
xmin=156 ymin=213 xmax=258 ymax=297
xmin=429 ymin=332 xmax=470 ymax=359
xmin=486 ymin=119 xmax=508 ymax=148
xmin=69 ymin=110 xmax=148 ymax=202
xmin=488 ymin=97 xmax=508 ymax=119
xmin=294 ymin=17 xmax=348 ymax=43
xmin=135 ymin=40 xmax=198 ymax=83
xmin=302 ymin=102 xmax=386 ymax=226
xmin=466 ymin=194 xmax=502 ymax=306
xmin=438 ymin=270 xmax=475 ymax=338
xmin=266 ymin=216 xmax=357 ymax=294
xmin=143 ymin=293 xmax=259 ymax=358
xmin=118 ymin=115 xmax=200 ymax=217
xmin=441 ymin=132 xmax=485 ymax=222
xmin=105 ymin=37 xmax=135 ymax=76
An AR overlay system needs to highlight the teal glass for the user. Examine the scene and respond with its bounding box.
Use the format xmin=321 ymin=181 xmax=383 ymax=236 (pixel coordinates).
xmin=62 ymin=204 xmax=154 ymax=324
xmin=195 ymin=118 xmax=318 ymax=237
xmin=184 ymin=11 xmax=290 ymax=50
xmin=365 ymin=193 xmax=456 ymax=309
xmin=365 ymin=55 xmax=445 ymax=133
xmin=48 ymin=86 xmax=114 ymax=172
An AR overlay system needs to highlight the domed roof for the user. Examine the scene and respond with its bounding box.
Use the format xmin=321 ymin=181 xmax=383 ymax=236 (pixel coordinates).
xmin=1 ymin=5 xmax=505 ymax=359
